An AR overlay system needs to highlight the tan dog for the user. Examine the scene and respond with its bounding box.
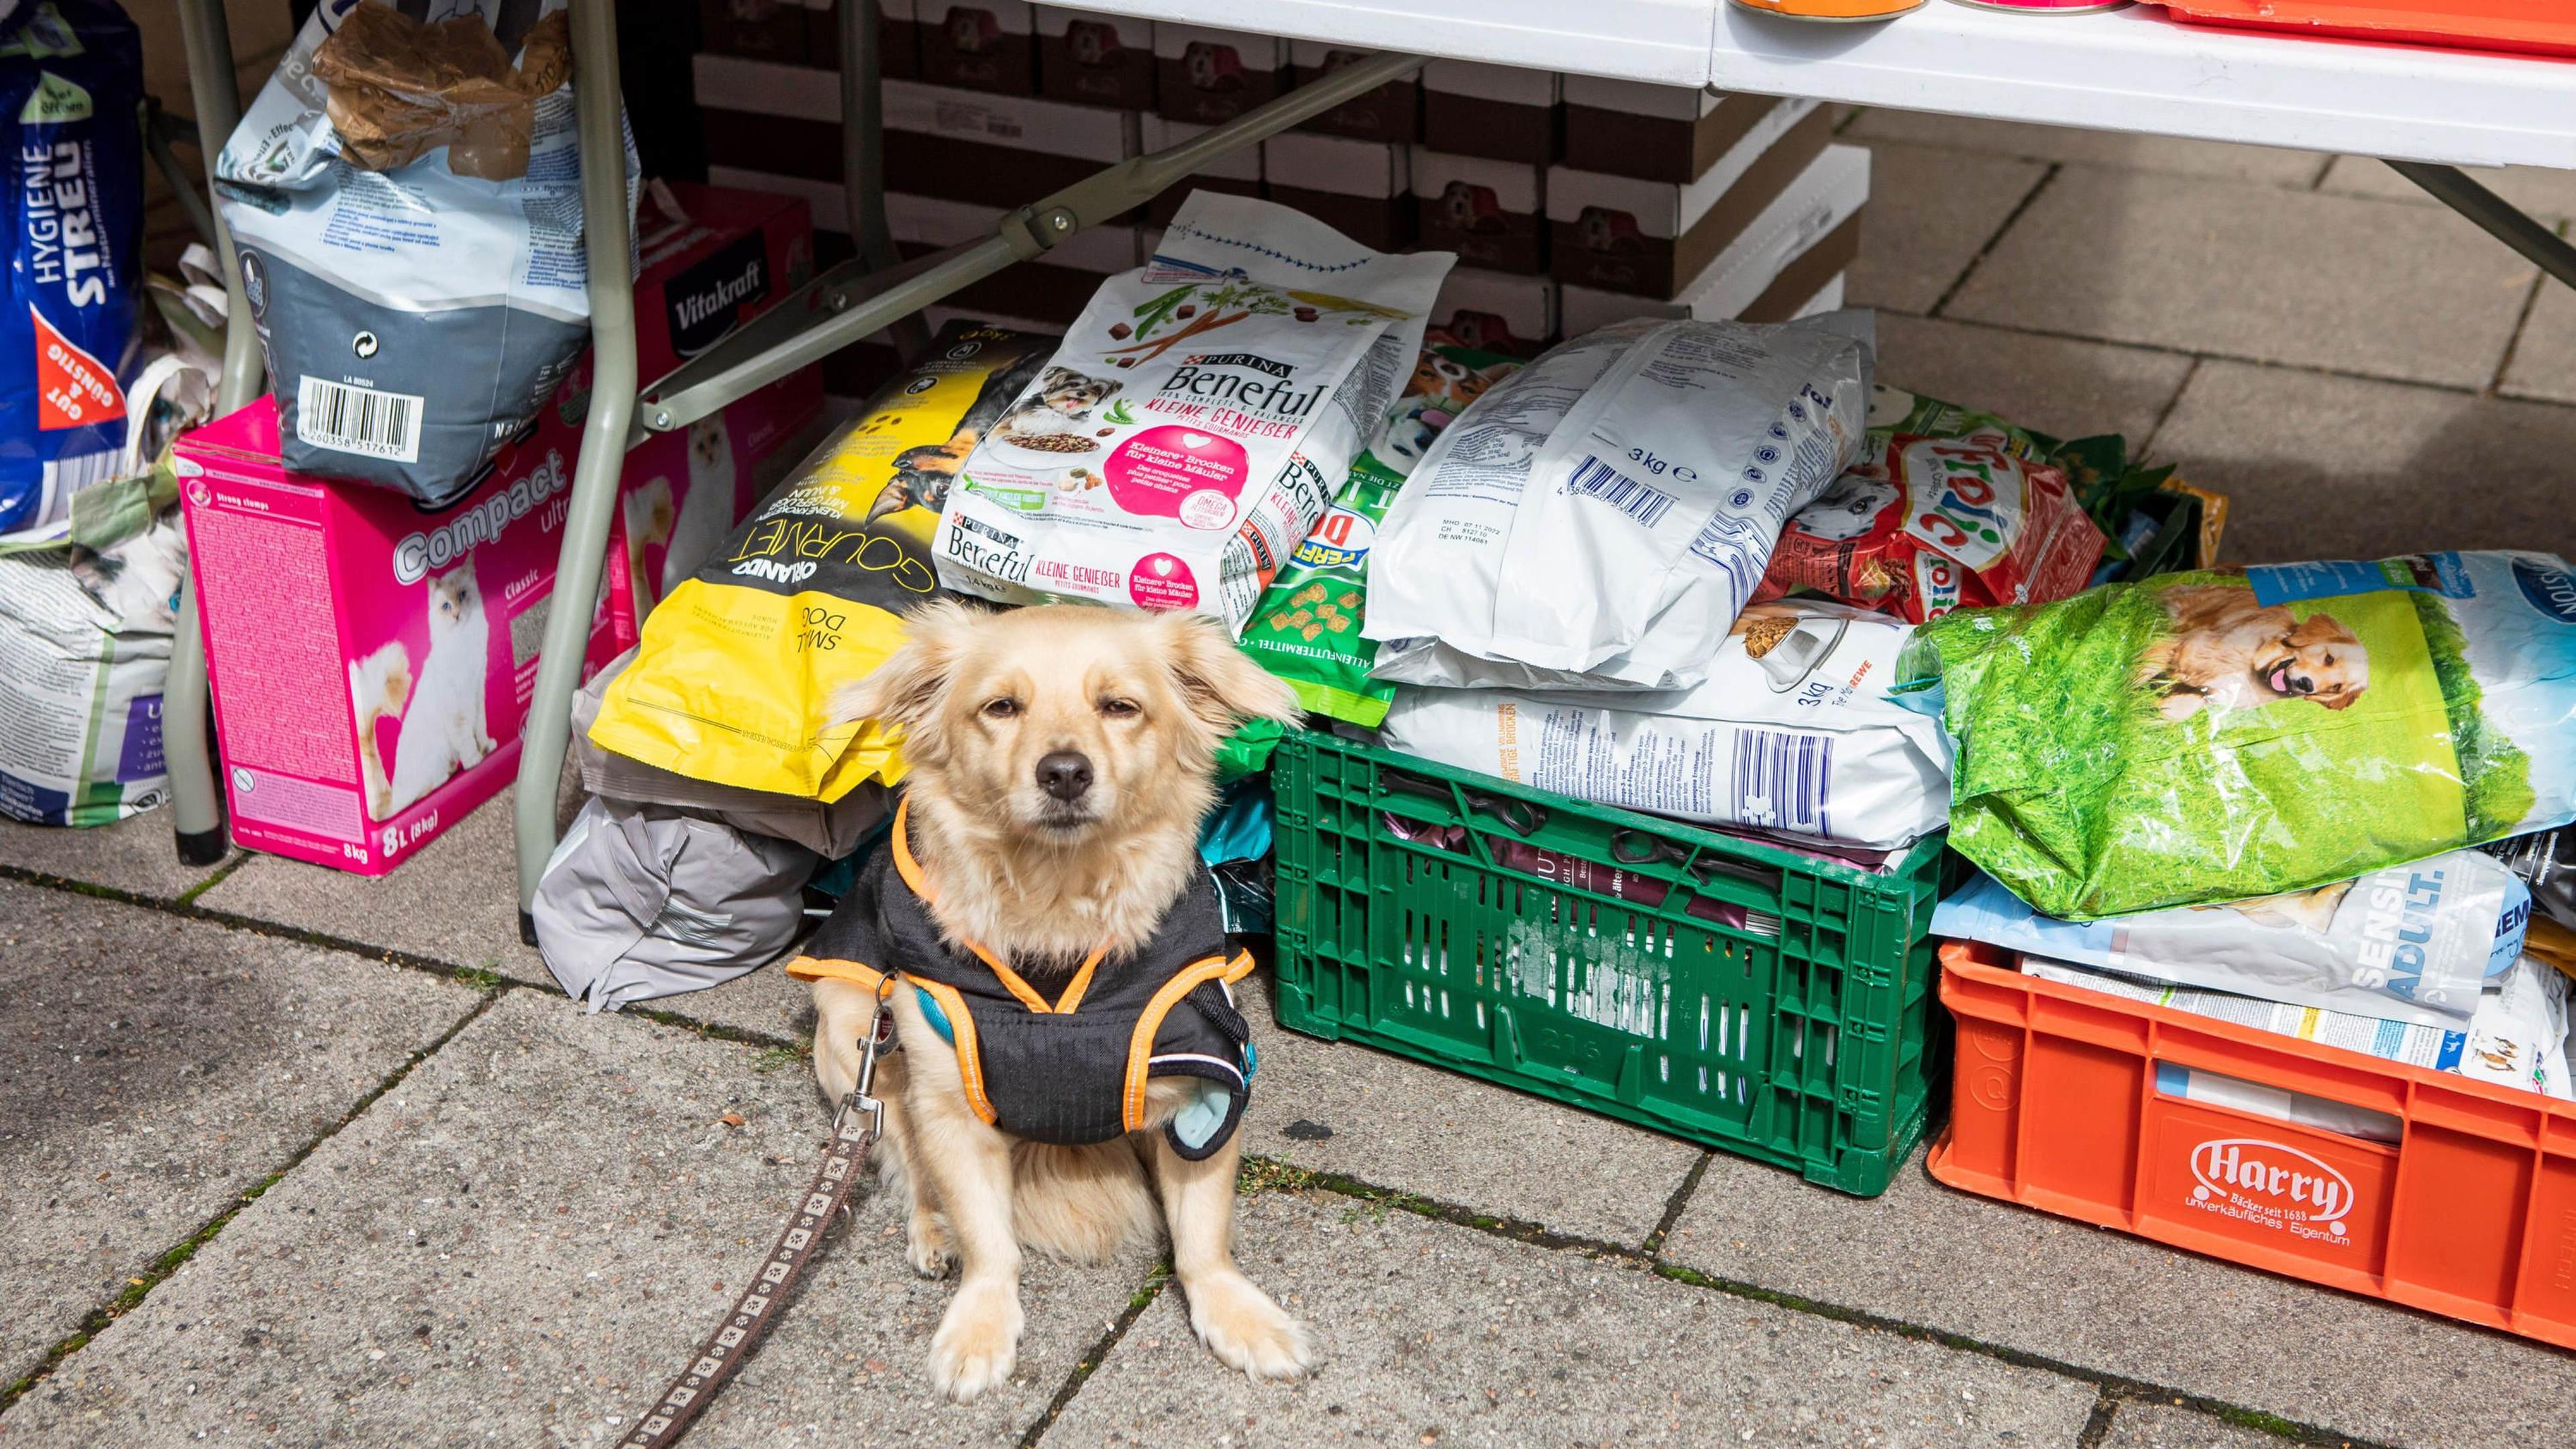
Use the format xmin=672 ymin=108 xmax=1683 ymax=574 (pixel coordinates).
xmin=808 ymin=602 xmax=1304 ymax=1401
xmin=2140 ymin=584 xmax=2370 ymax=722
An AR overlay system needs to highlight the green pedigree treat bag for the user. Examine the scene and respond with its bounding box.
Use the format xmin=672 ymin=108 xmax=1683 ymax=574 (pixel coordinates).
xmin=1911 ymin=551 xmax=2576 ymax=919
xmin=1220 ymin=340 xmax=1520 ymax=776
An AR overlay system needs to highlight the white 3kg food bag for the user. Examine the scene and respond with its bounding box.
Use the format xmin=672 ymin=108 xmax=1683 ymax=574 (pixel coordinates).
xmin=1368 ymin=313 xmax=1872 ymax=691
xmin=934 ymin=193 xmax=1453 ymax=629
xmin=1377 ymin=600 xmax=1950 ymax=851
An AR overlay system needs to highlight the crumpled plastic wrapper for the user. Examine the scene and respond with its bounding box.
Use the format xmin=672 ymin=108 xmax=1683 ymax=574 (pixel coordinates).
xmin=310 ymin=4 xmax=572 ymax=181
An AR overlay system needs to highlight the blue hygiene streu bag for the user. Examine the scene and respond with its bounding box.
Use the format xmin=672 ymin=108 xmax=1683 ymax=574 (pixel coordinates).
xmin=0 ymin=0 xmax=144 ymax=535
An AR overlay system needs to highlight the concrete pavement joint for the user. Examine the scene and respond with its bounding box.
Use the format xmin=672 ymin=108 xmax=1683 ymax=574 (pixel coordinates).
xmin=172 ymin=852 xmax=249 ymax=905
xmin=1929 ymin=162 xmax=2061 ymax=320
xmin=0 ymin=862 xmax=811 ymax=1053
xmin=2139 ymin=356 xmax=2204 ymax=461
xmin=1020 ymin=1260 xmax=1173 ymax=1447
xmin=1869 ymin=296 xmax=2576 ymax=417
xmin=0 ymin=985 xmax=504 ymax=1413
xmin=1640 ymin=1149 xmax=1712 ymax=1256
xmin=2487 ymin=222 xmax=2563 ymax=396
xmin=2074 ymin=1387 xmax=2119 ymax=1448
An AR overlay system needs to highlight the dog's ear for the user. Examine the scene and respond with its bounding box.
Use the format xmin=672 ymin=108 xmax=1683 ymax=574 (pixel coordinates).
xmin=2285 ymin=612 xmax=2361 ymax=649
xmin=1151 ymin=611 xmax=1301 ymax=737
xmin=832 ymin=600 xmax=986 ymax=746
xmin=2318 ymin=685 xmax=2365 ymax=710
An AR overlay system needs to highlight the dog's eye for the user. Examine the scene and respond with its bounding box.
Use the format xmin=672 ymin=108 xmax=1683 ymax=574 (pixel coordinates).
xmin=981 ymin=698 xmax=1020 ymax=719
xmin=1098 ymin=698 xmax=1140 ymax=718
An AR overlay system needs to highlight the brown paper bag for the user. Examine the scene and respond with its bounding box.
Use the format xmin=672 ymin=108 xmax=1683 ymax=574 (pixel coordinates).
xmin=311 ymin=4 xmax=572 ymax=182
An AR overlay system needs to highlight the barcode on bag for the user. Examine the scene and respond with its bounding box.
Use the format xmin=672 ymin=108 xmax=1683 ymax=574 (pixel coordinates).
xmin=296 ymin=376 xmax=424 ymax=463
xmin=1731 ymin=729 xmax=1833 ymax=839
xmin=1563 ymin=455 xmax=1674 ymax=527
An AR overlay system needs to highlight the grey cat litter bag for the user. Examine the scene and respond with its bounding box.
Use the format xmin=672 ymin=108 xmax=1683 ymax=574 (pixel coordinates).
xmin=533 ymin=797 xmax=816 ymax=1011
xmin=213 ymin=0 xmax=637 ymax=502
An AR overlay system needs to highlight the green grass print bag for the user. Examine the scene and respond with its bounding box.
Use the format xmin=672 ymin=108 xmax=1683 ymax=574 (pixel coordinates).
xmin=1909 ymin=552 xmax=2576 ymax=918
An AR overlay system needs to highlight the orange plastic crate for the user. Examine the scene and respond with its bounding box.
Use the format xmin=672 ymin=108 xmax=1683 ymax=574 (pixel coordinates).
xmin=1929 ymin=941 xmax=2576 ymax=1349
xmin=2153 ymin=0 xmax=2576 ymax=58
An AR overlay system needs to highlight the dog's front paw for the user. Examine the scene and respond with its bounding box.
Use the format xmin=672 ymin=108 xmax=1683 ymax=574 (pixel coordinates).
xmin=1187 ymin=1273 xmax=1310 ymax=1381
xmin=906 ymin=1210 xmax=955 ymax=1279
xmin=928 ymin=1281 xmax=1023 ymax=1402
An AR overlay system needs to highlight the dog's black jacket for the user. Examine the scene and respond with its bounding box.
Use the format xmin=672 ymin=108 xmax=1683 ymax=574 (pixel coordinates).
xmin=793 ymin=801 xmax=1254 ymax=1159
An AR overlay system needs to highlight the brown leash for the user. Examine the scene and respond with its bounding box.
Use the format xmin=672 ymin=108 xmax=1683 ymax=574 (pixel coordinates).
xmin=620 ymin=996 xmax=896 ymax=1449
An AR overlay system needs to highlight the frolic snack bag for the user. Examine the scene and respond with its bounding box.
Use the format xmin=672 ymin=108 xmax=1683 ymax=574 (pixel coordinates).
xmin=1757 ymin=385 xmax=2106 ymax=623
xmin=1913 ymin=552 xmax=2576 ymax=919
xmin=933 ymin=192 xmax=1453 ymax=630
xmin=589 ymin=323 xmax=1054 ymax=800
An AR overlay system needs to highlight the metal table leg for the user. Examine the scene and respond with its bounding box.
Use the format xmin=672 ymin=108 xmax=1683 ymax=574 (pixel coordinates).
xmin=2390 ymin=161 xmax=2576 ymax=293
xmin=168 ymin=0 xmax=266 ymax=866
xmin=513 ymin=0 xmax=639 ymax=937
xmin=513 ymin=46 xmax=1423 ymax=928
xmin=839 ymin=0 xmax=928 ymax=359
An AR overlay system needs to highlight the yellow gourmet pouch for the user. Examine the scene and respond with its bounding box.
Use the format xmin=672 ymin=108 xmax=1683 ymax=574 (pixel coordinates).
xmin=590 ymin=324 xmax=1055 ymax=799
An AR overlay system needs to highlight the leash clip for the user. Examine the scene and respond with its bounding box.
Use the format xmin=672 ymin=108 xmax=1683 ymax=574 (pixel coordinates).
xmin=832 ymin=981 xmax=900 ymax=1142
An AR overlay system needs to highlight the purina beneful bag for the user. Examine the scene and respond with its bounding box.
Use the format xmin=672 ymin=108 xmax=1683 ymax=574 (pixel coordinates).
xmin=933 ymin=192 xmax=1452 ymax=629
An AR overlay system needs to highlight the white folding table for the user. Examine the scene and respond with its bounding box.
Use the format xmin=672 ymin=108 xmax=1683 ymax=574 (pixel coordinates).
xmin=159 ymin=0 xmax=2576 ymax=936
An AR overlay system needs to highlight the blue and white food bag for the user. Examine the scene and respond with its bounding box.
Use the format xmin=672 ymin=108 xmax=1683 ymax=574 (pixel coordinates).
xmin=213 ymin=0 xmax=635 ymax=503
xmin=2025 ymin=951 xmax=2572 ymax=1103
xmin=1939 ymin=851 xmax=2530 ymax=1030
xmin=1377 ymin=599 xmax=1950 ymax=851
xmin=1 ymin=0 xmax=144 ymax=535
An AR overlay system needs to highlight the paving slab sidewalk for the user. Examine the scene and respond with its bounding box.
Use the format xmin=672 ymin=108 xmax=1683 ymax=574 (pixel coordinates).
xmin=1234 ymin=974 xmax=1705 ymax=1249
xmin=1660 ymin=1150 xmax=2576 ymax=1449
xmin=2097 ymin=1402 xmax=2283 ymax=1449
xmin=0 ymin=881 xmax=482 ymax=1389
xmin=1947 ymin=167 xmax=2536 ymax=390
xmin=1053 ymin=1190 xmax=2101 ymax=1448
xmin=2151 ymin=360 xmax=2576 ymax=564
xmin=0 ymin=992 xmax=1150 ymax=1448
xmin=195 ymin=784 xmax=821 ymax=1044
xmin=0 ymin=813 xmax=237 ymax=904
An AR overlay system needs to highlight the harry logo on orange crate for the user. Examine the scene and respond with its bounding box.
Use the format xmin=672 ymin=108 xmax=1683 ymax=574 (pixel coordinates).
xmin=2187 ymin=1138 xmax=2355 ymax=1243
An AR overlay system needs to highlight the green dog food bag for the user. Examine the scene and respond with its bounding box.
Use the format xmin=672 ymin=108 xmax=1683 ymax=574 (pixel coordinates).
xmin=1911 ymin=551 xmax=2576 ymax=920
xmin=1236 ymin=340 xmax=1521 ymax=729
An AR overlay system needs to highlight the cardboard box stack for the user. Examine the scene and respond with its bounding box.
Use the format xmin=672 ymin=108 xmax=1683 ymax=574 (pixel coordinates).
xmin=1550 ymin=78 xmax=1860 ymax=330
xmin=687 ymin=7 xmax=1872 ymax=382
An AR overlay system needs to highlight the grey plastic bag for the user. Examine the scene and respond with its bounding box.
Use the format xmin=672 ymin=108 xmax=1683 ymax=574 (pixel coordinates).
xmin=533 ymin=797 xmax=816 ymax=1011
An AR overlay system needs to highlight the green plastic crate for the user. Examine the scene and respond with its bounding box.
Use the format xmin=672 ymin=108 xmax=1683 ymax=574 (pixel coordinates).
xmin=1270 ymin=730 xmax=1947 ymax=1197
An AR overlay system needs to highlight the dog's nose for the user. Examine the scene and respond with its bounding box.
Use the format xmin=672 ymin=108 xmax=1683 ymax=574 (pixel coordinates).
xmin=1035 ymin=751 xmax=1093 ymax=802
